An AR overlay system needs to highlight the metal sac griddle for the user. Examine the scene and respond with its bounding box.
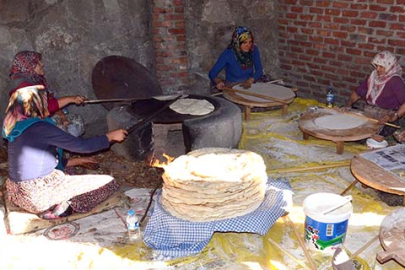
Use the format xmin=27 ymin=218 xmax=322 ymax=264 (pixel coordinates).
xmin=91 ymin=55 xmax=219 ymax=129
xmin=92 ymin=55 xmax=163 ymax=111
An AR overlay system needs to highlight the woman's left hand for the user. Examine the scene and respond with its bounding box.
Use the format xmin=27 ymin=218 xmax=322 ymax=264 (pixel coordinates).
xmin=380 ymin=112 xmax=398 ymax=124
xmin=241 ymin=78 xmax=254 ymax=89
xmin=388 ymin=111 xmax=399 ymax=123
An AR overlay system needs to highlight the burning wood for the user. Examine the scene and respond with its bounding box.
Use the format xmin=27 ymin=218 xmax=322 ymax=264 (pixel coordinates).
xmin=149 ymin=153 xmax=175 ymax=168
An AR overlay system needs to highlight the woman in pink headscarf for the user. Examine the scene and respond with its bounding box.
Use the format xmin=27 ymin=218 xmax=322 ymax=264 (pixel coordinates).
xmin=345 ymin=51 xmax=405 ymax=137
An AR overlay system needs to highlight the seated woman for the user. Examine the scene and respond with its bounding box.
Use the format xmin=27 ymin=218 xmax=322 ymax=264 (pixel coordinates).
xmin=7 ymin=51 xmax=86 ymax=137
xmin=345 ymin=51 xmax=405 ymax=138
xmin=208 ymin=26 xmax=263 ymax=91
xmin=3 ymin=85 xmax=128 ymax=219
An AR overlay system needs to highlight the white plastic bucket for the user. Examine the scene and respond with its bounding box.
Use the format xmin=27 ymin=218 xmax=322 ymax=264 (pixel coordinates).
xmin=303 ymin=193 xmax=353 ymax=254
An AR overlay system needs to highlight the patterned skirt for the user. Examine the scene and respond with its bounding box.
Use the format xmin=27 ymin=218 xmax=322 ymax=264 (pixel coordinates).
xmin=6 ymin=169 xmax=119 ymax=214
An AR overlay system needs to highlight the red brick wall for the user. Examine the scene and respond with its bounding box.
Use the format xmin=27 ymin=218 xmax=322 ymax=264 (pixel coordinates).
xmin=278 ymin=0 xmax=405 ymax=105
xmin=152 ymin=0 xmax=189 ymax=93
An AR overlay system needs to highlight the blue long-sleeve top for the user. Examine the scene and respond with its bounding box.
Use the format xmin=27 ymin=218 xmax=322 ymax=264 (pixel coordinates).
xmin=7 ymin=121 xmax=110 ymax=182
xmin=208 ymin=45 xmax=263 ymax=85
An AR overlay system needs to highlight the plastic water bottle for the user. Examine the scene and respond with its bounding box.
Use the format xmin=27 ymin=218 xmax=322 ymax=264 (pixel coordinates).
xmin=326 ymin=86 xmax=334 ymax=108
xmin=126 ymin=209 xmax=141 ymax=242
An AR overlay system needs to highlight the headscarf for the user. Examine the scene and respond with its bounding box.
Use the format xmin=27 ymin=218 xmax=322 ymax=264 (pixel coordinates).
xmin=2 ymin=85 xmax=49 ymax=137
xmin=228 ymin=26 xmax=254 ymax=70
xmin=9 ymin=51 xmax=49 ymax=89
xmin=366 ymin=51 xmax=403 ymax=105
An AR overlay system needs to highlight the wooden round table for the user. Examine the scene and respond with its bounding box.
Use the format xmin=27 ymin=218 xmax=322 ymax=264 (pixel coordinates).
xmin=298 ymin=107 xmax=380 ymax=154
xmin=222 ymin=82 xmax=296 ymax=120
xmin=350 ymin=154 xmax=405 ymax=201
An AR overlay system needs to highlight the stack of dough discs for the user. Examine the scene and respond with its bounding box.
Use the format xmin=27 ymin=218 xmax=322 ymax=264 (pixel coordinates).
xmin=160 ymin=148 xmax=268 ymax=222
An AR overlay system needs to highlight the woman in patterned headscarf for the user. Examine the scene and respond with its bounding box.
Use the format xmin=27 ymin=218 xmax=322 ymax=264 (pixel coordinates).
xmin=345 ymin=51 xmax=405 ymax=137
xmin=2 ymin=85 xmax=128 ymax=219
xmin=209 ymin=26 xmax=263 ymax=90
xmin=8 ymin=51 xmax=86 ymax=136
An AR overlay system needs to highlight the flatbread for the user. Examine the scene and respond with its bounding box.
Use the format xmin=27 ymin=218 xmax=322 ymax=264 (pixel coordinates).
xmin=233 ymin=82 xmax=295 ymax=102
xmin=153 ymin=94 xmax=181 ymax=101
xmin=160 ymin=148 xmax=268 ymax=222
xmin=169 ymin=98 xmax=214 ymax=115
xmin=314 ymin=114 xmax=367 ymax=130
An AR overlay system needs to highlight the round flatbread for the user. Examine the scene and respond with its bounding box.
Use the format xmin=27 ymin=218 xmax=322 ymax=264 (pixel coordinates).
xmin=153 ymin=94 xmax=181 ymax=101
xmin=314 ymin=114 xmax=367 ymax=130
xmin=160 ymin=148 xmax=268 ymax=222
xmin=233 ymin=82 xmax=295 ymax=102
xmin=169 ymin=98 xmax=214 ymax=116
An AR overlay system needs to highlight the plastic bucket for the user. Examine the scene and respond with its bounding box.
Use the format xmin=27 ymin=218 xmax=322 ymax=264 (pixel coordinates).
xmin=303 ymin=193 xmax=353 ymax=254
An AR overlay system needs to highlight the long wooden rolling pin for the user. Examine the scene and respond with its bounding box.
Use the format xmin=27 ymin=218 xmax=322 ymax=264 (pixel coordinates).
xmin=343 ymin=110 xmax=400 ymax=129
xmin=223 ymin=86 xmax=289 ymax=105
xmin=319 ymin=106 xmax=400 ymax=129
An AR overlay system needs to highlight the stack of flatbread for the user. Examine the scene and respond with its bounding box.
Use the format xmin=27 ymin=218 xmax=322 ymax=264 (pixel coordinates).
xmin=160 ymin=148 xmax=267 ymax=222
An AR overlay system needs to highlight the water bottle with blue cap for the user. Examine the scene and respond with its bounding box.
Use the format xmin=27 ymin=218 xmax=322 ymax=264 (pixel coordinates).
xmin=326 ymin=86 xmax=334 ymax=108
xmin=126 ymin=209 xmax=141 ymax=242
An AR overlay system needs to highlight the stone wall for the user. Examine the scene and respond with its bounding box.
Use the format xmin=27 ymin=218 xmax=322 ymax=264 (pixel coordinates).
xmin=278 ymin=0 xmax=405 ymax=106
xmin=0 ymin=0 xmax=155 ymax=137
xmin=0 ymin=0 xmax=279 ymax=136
xmin=184 ymin=0 xmax=280 ymax=95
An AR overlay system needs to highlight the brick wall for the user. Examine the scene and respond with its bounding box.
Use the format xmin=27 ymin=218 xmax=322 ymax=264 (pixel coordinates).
xmin=152 ymin=0 xmax=189 ymax=93
xmin=278 ymin=0 xmax=405 ymax=105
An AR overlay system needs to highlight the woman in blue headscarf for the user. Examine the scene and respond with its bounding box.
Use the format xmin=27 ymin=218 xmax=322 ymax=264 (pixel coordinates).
xmin=209 ymin=26 xmax=263 ymax=90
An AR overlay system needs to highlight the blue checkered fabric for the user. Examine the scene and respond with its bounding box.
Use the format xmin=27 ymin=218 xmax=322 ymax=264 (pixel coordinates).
xmin=143 ymin=179 xmax=293 ymax=258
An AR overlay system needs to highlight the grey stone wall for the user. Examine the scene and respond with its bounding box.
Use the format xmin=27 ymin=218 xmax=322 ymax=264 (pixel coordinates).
xmin=0 ymin=0 xmax=279 ymax=136
xmin=0 ymin=0 xmax=155 ymax=137
xmin=184 ymin=0 xmax=279 ymax=95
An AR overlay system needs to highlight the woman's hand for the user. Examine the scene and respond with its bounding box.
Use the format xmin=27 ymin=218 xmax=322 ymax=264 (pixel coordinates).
xmin=216 ymin=81 xmax=225 ymax=90
xmin=58 ymin=95 xmax=87 ymax=108
xmin=66 ymin=156 xmax=98 ymax=167
xmin=241 ymin=78 xmax=254 ymax=89
xmin=214 ymin=78 xmax=225 ymax=90
xmin=379 ymin=111 xmax=398 ymax=124
xmin=106 ymin=129 xmax=128 ymax=142
xmin=70 ymin=95 xmax=87 ymax=105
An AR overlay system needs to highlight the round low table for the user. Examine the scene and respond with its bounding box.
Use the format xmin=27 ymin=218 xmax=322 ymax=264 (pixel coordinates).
xmin=298 ymin=108 xmax=380 ymax=154
xmin=223 ymin=82 xmax=296 ymax=120
xmin=350 ymin=154 xmax=405 ymax=203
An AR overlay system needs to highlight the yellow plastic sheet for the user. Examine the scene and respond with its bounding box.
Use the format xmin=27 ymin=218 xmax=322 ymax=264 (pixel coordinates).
xmin=2 ymin=98 xmax=403 ymax=269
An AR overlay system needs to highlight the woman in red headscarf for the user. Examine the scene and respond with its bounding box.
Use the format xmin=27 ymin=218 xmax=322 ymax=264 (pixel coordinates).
xmin=7 ymin=51 xmax=97 ymax=170
xmin=8 ymin=51 xmax=86 ymax=136
xmin=209 ymin=26 xmax=263 ymax=91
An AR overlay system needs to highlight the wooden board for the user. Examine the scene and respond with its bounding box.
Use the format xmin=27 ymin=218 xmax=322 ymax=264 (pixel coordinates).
xmin=223 ymin=82 xmax=295 ymax=108
xmin=299 ymin=108 xmax=380 ymax=141
xmin=351 ymin=155 xmax=405 ymax=195
xmin=223 ymin=82 xmax=296 ymax=120
xmin=5 ymin=192 xmax=127 ymax=235
xmin=377 ymin=207 xmax=405 ymax=267
xmin=299 ymin=108 xmax=380 ymax=154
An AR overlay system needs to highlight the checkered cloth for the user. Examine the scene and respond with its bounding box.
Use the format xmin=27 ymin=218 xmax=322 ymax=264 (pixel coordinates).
xmin=143 ymin=179 xmax=293 ymax=258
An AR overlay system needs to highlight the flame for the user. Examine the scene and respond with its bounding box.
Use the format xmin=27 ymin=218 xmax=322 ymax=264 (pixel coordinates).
xmin=150 ymin=153 xmax=174 ymax=168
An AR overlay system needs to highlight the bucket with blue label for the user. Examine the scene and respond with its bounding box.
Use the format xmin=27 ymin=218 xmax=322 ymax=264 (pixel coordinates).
xmin=303 ymin=193 xmax=353 ymax=254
